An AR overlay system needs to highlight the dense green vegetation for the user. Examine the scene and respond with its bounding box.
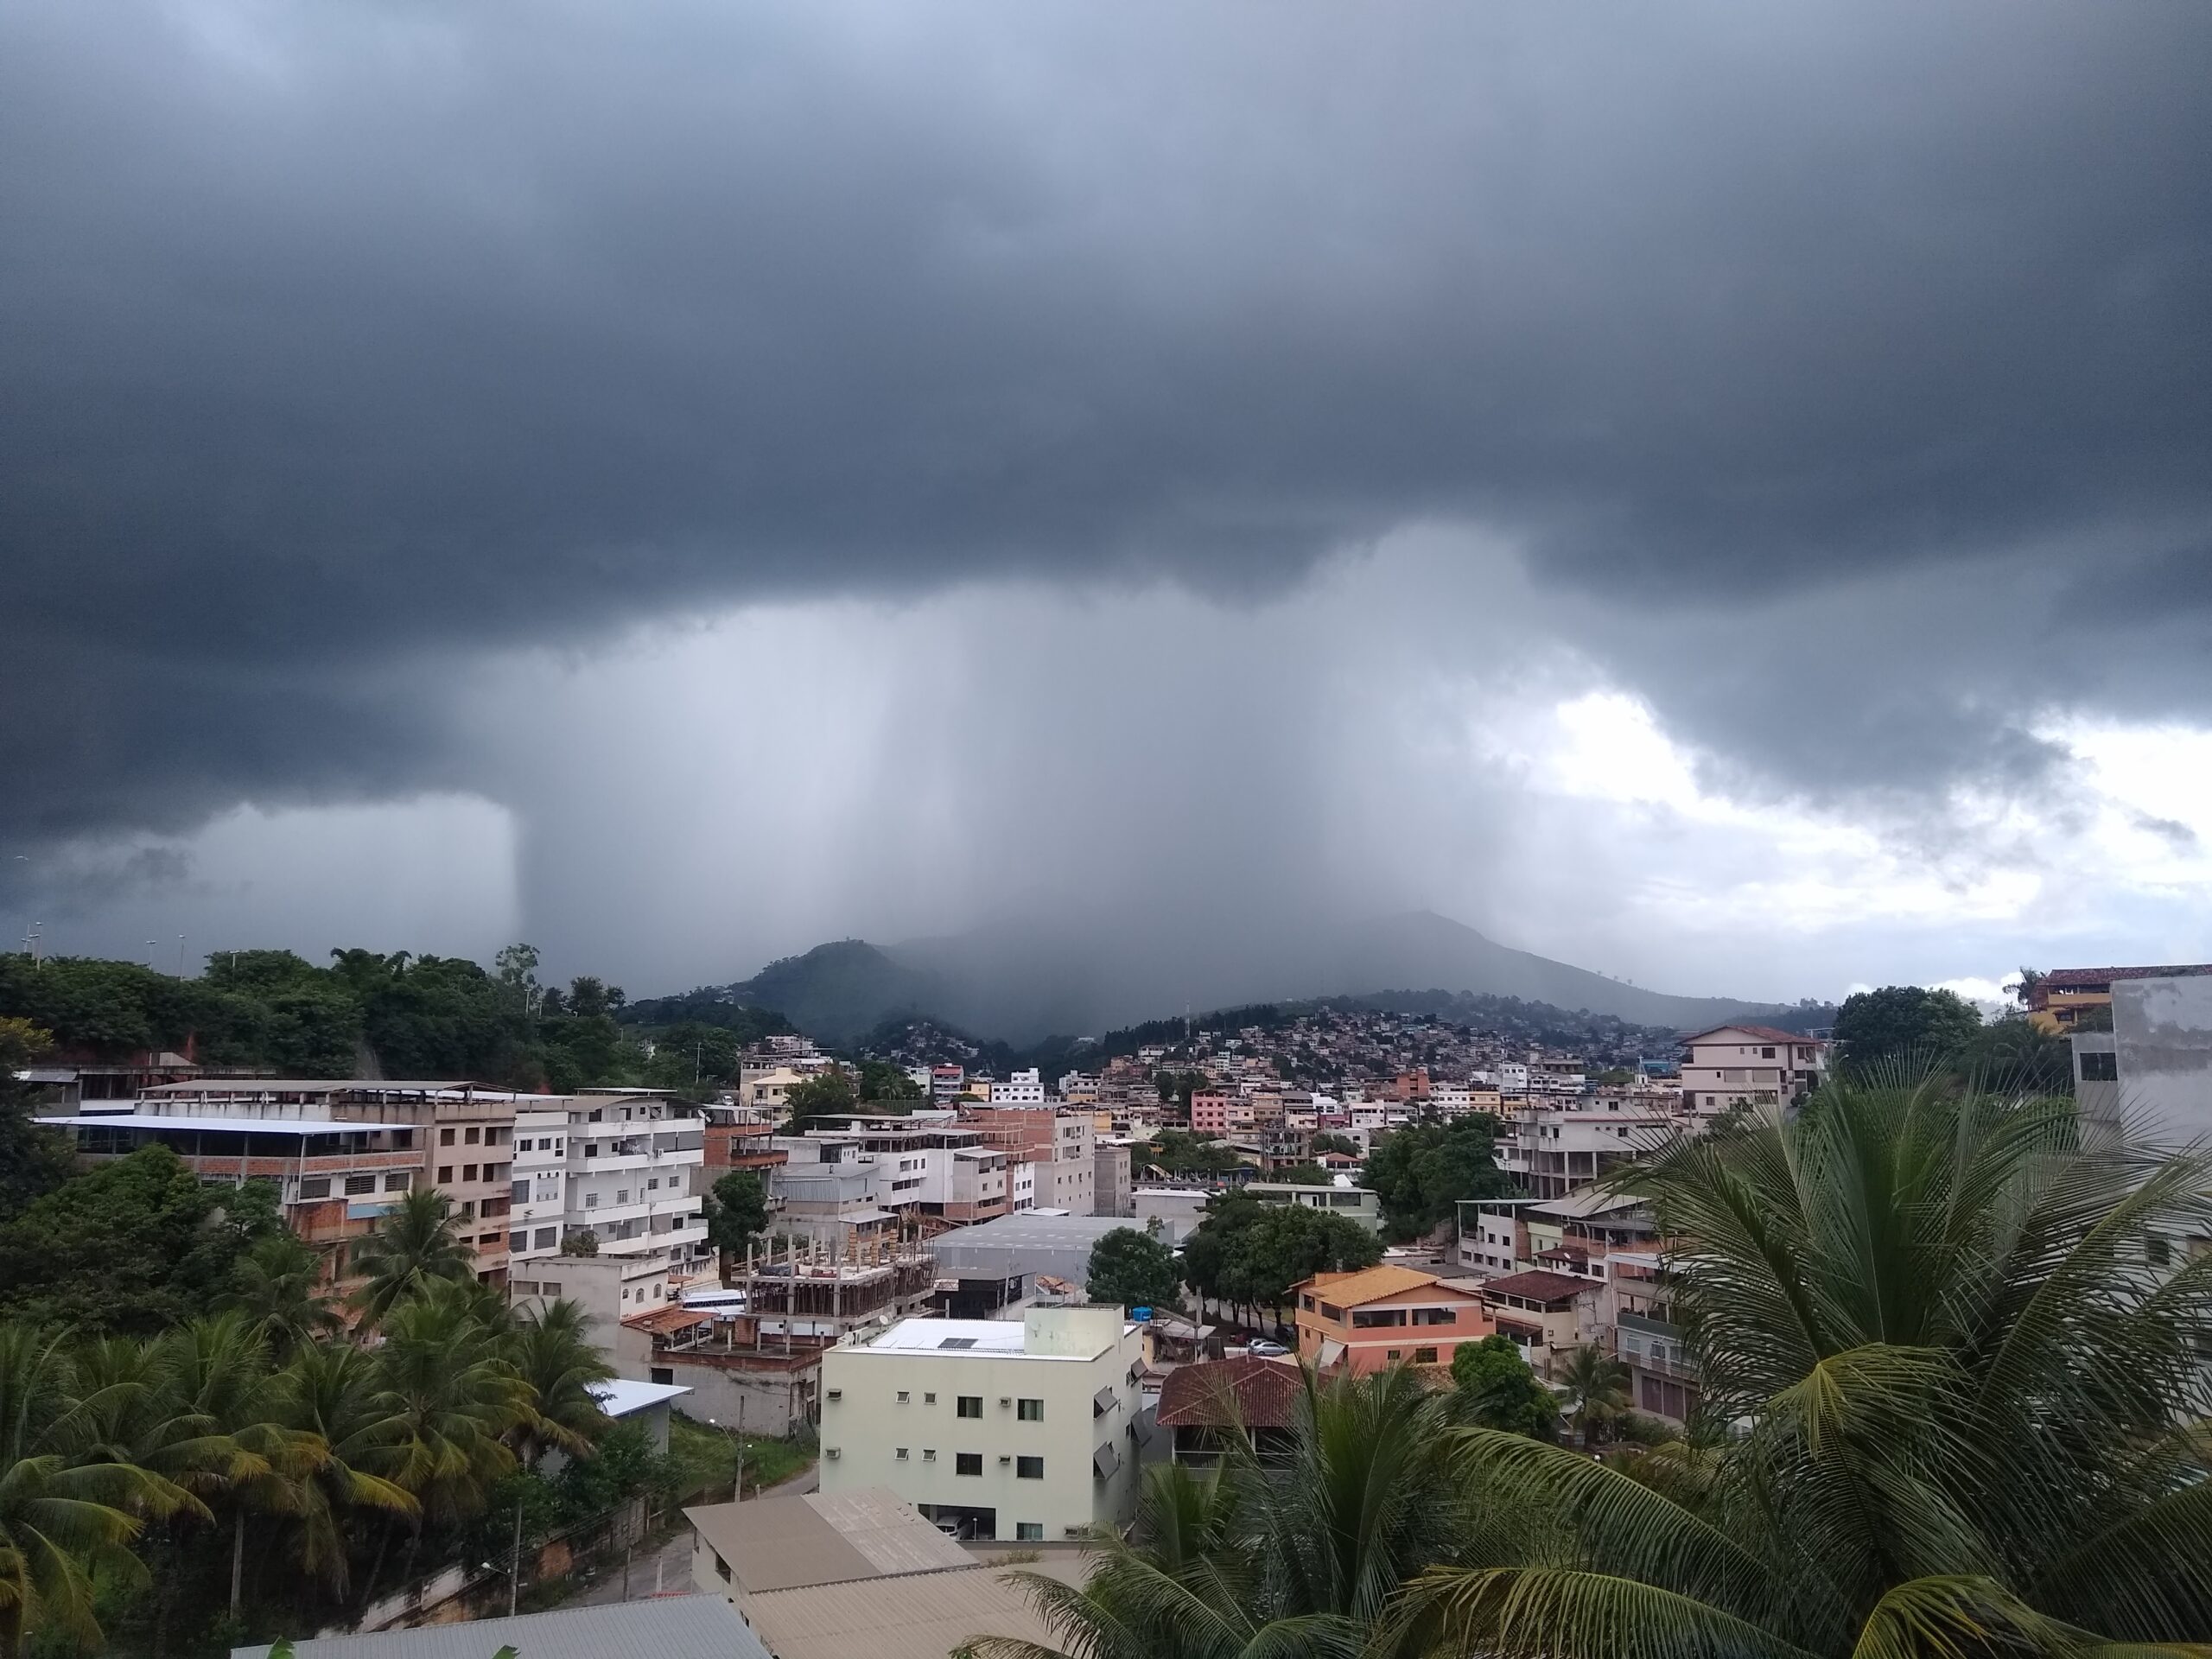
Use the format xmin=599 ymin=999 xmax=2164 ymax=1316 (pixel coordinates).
xmin=1360 ymin=1116 xmax=1514 ymax=1242
xmin=984 ymin=1078 xmax=2212 ymax=1658
xmin=1834 ymin=985 xmax=2072 ymax=1091
xmin=0 ymin=945 xmax=769 ymax=1097
xmin=1084 ymin=1227 xmax=1185 ymax=1313
xmin=1180 ymin=1194 xmax=1382 ymax=1332
xmin=0 ymin=1187 xmax=684 ymax=1659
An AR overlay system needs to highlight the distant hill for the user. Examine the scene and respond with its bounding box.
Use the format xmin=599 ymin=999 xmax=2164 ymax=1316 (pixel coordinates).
xmin=661 ymin=911 xmax=1803 ymax=1048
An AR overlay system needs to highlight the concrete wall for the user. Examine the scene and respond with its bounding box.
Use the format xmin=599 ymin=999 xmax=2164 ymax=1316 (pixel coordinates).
xmin=2113 ymin=976 xmax=2212 ymax=1151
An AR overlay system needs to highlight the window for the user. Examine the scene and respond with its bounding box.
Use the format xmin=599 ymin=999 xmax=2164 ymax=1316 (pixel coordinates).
xmin=715 ymin=1552 xmax=731 ymax=1582
xmin=1351 ymin=1308 xmax=1407 ymax=1329
xmin=924 ymin=1449 xmax=937 ymax=1460
xmin=1016 ymin=1456 xmax=1044 ymax=1479
xmin=1386 ymin=1349 xmax=1402 ymax=1362
xmin=1300 ymin=1294 xmax=1315 ymax=1311
xmin=585 ymin=1192 xmax=600 ymax=1208
xmin=1017 ymin=1398 xmax=1044 ymax=1421
xmin=1319 ymin=1302 xmax=1344 ymax=1321
xmin=385 ymin=1172 xmax=412 ymax=1192
xmin=1411 ymin=1307 xmax=1455 ymax=1325
xmin=1760 ymin=1046 xmax=1776 ymax=1059
xmin=1414 ymin=1347 xmax=1440 ymax=1364
xmin=509 ymin=1231 xmax=527 ymax=1253
xmin=441 ymin=1128 xmax=456 ymax=1146
xmin=344 ymin=1173 xmax=375 ymax=1195
xmin=465 ymin=1127 xmax=481 ymax=1145
xmin=2080 ymin=1052 xmax=2119 ymax=1082
xmin=897 ymin=1391 xmax=910 ymax=1403
xmin=437 ymin=1166 xmax=454 ymax=1183
xmin=924 ymin=1392 xmax=937 ymax=1403
xmin=2149 ymin=1236 xmax=2173 ymax=1268
xmin=896 ymin=1447 xmax=909 ymax=1460
xmin=463 ymin=1164 xmax=479 ymax=1182
xmin=1016 ymin=1522 xmax=1044 ymax=1541
xmin=956 ymin=1452 xmax=982 ymax=1477
xmin=296 ymin=1177 xmax=331 ymax=1199
xmin=459 ymin=1200 xmax=477 ymax=1219
xmin=957 ymin=1395 xmax=982 ymax=1418
xmin=534 ymin=1227 xmax=556 ymax=1249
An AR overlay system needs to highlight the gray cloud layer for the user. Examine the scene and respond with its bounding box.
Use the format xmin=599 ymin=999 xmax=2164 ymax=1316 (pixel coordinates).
xmin=5 ymin=1 xmax=2210 ymax=950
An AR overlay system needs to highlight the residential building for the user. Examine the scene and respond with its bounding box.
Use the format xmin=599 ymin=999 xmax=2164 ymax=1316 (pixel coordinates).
xmin=927 ymin=1211 xmax=1194 ymax=1305
xmin=990 ymin=1068 xmax=1046 ymax=1104
xmin=1293 ymin=1265 xmax=1492 ymax=1374
xmin=1478 ymin=1269 xmax=1599 ymax=1374
xmin=702 ymin=1103 xmax=788 ymax=1179
xmin=1244 ymin=1181 xmax=1382 ymax=1231
xmin=929 ymin=1065 xmax=967 ymax=1103
xmin=1154 ymin=1355 xmax=1300 ymax=1466
xmin=1679 ymin=1026 xmax=1830 ymax=1114
xmin=622 ymin=1234 xmax=939 ymax=1435
xmin=502 ymin=1091 xmax=708 ymax=1271
xmin=1496 ymin=1103 xmax=1677 ymax=1201
xmin=2072 ymin=971 xmax=2212 ymax=1149
xmin=1093 ymin=1140 xmax=1134 ymax=1217
xmin=44 ymin=1078 xmax=520 ymax=1286
xmin=818 ymin=1306 xmax=1144 ymax=1541
xmin=2027 ymin=963 xmax=2212 ymax=1033
xmin=959 ymin=1105 xmax=1096 ymax=1215
xmin=687 ymin=1488 xmax=1075 ymax=1659
xmin=741 ymin=1067 xmax=809 ymax=1118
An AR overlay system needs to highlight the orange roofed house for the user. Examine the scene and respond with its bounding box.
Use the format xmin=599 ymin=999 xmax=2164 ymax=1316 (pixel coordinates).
xmin=1293 ymin=1264 xmax=1493 ymax=1374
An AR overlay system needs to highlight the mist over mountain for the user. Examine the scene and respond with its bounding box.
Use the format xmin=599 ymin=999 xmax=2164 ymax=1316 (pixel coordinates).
xmin=695 ymin=911 xmax=1798 ymax=1047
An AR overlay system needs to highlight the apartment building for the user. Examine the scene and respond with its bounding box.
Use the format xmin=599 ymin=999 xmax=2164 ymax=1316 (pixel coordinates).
xmin=818 ymin=1305 xmax=1143 ymax=1541
xmin=1479 ymin=1269 xmax=1599 ymax=1374
xmin=1679 ymin=1026 xmax=1829 ymax=1114
xmin=46 ymin=1078 xmax=520 ymax=1285
xmin=2026 ymin=963 xmax=2212 ymax=1034
xmin=1093 ymin=1140 xmax=1134 ymax=1217
xmin=770 ymin=1122 xmax=1012 ymax=1238
xmin=504 ymin=1090 xmax=709 ymax=1274
xmin=1245 ymin=1181 xmax=1382 ymax=1231
xmin=960 ymin=1105 xmax=1096 ymax=1215
xmin=1292 ymin=1265 xmax=1492 ymax=1374
xmin=1497 ymin=1102 xmax=1678 ymax=1201
xmin=989 ymin=1068 xmax=1047 ymax=1104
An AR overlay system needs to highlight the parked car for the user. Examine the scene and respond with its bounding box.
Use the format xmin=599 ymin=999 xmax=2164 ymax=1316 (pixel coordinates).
xmin=1247 ymin=1338 xmax=1289 ymax=1357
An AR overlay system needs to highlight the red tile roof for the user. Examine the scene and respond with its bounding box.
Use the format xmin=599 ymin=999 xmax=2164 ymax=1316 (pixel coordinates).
xmin=1681 ymin=1025 xmax=1829 ymax=1048
xmin=1155 ymin=1356 xmax=1304 ymax=1429
xmin=626 ymin=1305 xmax=714 ymax=1335
xmin=1479 ymin=1270 xmax=1592 ymax=1306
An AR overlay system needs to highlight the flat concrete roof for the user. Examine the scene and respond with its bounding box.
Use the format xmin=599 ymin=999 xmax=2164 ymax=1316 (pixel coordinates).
xmin=39 ymin=1114 xmax=418 ymax=1135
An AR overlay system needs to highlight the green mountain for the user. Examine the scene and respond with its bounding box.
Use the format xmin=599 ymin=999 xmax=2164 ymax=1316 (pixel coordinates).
xmin=688 ymin=912 xmax=1800 ymax=1047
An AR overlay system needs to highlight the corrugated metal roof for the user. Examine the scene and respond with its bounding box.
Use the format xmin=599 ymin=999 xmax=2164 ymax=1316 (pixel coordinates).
xmin=743 ymin=1566 xmax=1065 ymax=1659
xmin=232 ymin=1592 xmax=766 ymax=1659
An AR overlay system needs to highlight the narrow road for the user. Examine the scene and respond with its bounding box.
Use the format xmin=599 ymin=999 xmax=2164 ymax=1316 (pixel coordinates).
xmin=570 ymin=1463 xmax=818 ymax=1606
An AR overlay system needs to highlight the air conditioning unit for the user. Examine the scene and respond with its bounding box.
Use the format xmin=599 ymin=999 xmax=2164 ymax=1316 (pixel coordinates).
xmin=998 ymin=1396 xmax=1012 ymax=1406
xmin=826 ymin=1389 xmax=842 ymax=1402
xmin=998 ymin=1454 xmax=1012 ymax=1465
xmin=826 ymin=1447 xmax=841 ymax=1459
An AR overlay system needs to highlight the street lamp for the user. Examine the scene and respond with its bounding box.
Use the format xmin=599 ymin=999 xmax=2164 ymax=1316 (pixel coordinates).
xmin=705 ymin=1407 xmax=746 ymax=1503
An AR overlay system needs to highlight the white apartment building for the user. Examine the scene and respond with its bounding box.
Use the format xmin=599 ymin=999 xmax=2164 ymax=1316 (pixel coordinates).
xmin=505 ymin=1092 xmax=708 ymax=1273
xmin=1497 ymin=1062 xmax=1530 ymax=1094
xmin=772 ymin=1123 xmax=1013 ymax=1233
xmin=991 ymin=1069 xmax=1046 ymax=1105
xmin=1679 ymin=1027 xmax=1830 ymax=1115
xmin=510 ymin=1105 xmax=571 ymax=1261
xmin=818 ymin=1306 xmax=1142 ymax=1541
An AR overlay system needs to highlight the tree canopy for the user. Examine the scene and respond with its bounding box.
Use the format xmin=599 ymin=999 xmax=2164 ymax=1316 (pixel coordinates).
xmin=1360 ymin=1116 xmax=1512 ymax=1242
xmin=1085 ymin=1226 xmax=1184 ymax=1312
xmin=1830 ymin=982 xmax=1984 ymax=1071
xmin=1182 ymin=1194 xmax=1382 ymax=1328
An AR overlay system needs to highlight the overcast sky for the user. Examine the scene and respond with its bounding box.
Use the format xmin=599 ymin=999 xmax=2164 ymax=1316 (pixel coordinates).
xmin=4 ymin=1 xmax=2209 ymax=1008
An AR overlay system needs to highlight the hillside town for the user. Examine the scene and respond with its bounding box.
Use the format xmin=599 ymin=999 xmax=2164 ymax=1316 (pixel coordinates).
xmin=9 ymin=957 xmax=2209 ymax=1657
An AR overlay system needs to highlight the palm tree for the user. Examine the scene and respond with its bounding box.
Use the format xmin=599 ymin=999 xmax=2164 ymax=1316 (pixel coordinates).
xmin=348 ymin=1191 xmax=474 ymax=1328
xmin=973 ymin=1362 xmax=1486 ymax=1659
xmin=1410 ymin=1078 xmax=2212 ymax=1658
xmin=1554 ymin=1344 xmax=1630 ymax=1452
xmin=505 ymin=1300 xmax=613 ymax=1466
xmin=274 ymin=1340 xmax=416 ymax=1602
xmin=0 ymin=1325 xmax=191 ymax=1659
xmin=219 ymin=1232 xmax=343 ymax=1353
xmin=373 ymin=1279 xmax=531 ymax=1591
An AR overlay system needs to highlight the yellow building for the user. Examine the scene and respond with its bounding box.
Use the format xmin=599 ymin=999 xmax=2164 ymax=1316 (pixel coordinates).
xmin=2026 ymin=964 xmax=2212 ymax=1033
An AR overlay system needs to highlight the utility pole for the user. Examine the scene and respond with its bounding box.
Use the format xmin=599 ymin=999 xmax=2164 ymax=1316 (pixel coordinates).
xmin=508 ymin=1495 xmax=524 ymax=1616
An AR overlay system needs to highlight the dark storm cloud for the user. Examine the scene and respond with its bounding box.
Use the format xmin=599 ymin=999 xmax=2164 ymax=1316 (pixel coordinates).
xmin=4 ymin=0 xmax=2210 ymax=869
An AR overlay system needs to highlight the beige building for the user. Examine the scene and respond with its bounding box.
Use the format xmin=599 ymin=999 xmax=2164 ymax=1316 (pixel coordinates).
xmin=818 ymin=1306 xmax=1142 ymax=1541
xmin=1679 ymin=1026 xmax=1829 ymax=1114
